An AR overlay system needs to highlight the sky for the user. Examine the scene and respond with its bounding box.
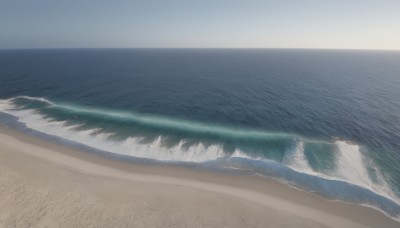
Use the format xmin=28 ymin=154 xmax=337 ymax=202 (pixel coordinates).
xmin=0 ymin=0 xmax=399 ymax=50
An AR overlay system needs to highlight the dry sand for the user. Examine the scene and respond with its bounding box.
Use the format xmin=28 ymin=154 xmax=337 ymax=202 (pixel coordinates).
xmin=0 ymin=126 xmax=399 ymax=228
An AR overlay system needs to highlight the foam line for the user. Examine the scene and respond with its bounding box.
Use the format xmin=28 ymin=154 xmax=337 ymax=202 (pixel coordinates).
xmin=332 ymin=141 xmax=398 ymax=202
xmin=10 ymin=95 xmax=55 ymax=106
xmin=1 ymin=96 xmax=399 ymax=206
xmin=283 ymin=140 xmax=314 ymax=173
xmin=0 ymin=105 xmax=227 ymax=162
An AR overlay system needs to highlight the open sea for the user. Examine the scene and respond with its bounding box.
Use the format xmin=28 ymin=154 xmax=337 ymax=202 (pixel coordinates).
xmin=1 ymin=49 xmax=400 ymax=220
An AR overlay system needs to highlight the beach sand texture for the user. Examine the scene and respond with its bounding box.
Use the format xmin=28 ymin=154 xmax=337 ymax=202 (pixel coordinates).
xmin=0 ymin=126 xmax=398 ymax=228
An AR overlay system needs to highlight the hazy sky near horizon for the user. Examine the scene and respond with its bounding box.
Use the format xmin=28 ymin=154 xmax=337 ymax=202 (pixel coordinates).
xmin=1 ymin=0 xmax=399 ymax=50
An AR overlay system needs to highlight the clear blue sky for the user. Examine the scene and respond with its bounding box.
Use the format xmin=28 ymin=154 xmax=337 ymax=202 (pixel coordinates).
xmin=1 ymin=0 xmax=399 ymax=49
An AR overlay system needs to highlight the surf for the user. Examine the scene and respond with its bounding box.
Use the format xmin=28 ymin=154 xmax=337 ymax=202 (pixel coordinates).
xmin=1 ymin=95 xmax=400 ymax=219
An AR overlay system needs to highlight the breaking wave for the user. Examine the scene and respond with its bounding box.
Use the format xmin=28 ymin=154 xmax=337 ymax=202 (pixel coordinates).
xmin=1 ymin=96 xmax=400 ymax=220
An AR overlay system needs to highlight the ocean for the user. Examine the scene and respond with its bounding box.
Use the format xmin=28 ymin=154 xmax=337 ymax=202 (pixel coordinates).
xmin=1 ymin=48 xmax=400 ymax=219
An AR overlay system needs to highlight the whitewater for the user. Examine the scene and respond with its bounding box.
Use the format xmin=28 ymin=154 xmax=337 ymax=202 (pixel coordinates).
xmin=1 ymin=95 xmax=400 ymax=221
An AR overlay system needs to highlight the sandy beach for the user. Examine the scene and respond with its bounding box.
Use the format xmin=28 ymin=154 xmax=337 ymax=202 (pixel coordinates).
xmin=0 ymin=126 xmax=398 ymax=228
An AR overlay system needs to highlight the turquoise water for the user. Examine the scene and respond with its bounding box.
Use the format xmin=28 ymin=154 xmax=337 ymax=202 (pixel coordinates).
xmin=1 ymin=49 xmax=400 ymax=220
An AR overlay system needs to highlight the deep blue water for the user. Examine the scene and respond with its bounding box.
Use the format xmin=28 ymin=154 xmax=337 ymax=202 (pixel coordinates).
xmin=1 ymin=49 xmax=400 ymax=219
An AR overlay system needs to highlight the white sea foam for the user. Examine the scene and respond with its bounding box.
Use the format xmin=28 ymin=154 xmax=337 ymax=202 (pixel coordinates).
xmin=0 ymin=99 xmax=15 ymax=110
xmin=0 ymin=99 xmax=227 ymax=162
xmin=280 ymin=137 xmax=399 ymax=204
xmin=0 ymin=96 xmax=288 ymax=163
xmin=1 ymin=96 xmax=399 ymax=206
xmin=332 ymin=141 xmax=397 ymax=202
xmin=5 ymin=96 xmax=291 ymax=140
xmin=283 ymin=139 xmax=314 ymax=173
xmin=231 ymin=148 xmax=264 ymax=160
xmin=334 ymin=141 xmax=372 ymax=186
xmin=7 ymin=95 xmax=55 ymax=106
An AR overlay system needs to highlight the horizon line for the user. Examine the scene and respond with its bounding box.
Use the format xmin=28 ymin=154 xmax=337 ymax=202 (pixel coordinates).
xmin=1 ymin=47 xmax=400 ymax=52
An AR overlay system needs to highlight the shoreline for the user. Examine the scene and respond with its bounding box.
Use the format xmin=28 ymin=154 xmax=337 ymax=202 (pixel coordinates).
xmin=0 ymin=125 xmax=399 ymax=227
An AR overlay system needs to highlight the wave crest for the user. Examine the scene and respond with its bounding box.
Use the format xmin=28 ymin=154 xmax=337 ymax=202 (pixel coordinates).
xmin=1 ymin=95 xmax=399 ymax=214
